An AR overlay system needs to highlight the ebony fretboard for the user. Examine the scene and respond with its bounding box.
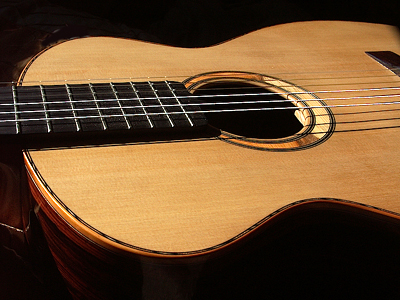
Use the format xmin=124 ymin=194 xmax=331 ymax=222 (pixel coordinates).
xmin=0 ymin=81 xmax=207 ymax=139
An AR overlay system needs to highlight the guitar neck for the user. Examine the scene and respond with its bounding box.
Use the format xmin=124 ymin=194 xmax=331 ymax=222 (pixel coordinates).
xmin=0 ymin=81 xmax=207 ymax=139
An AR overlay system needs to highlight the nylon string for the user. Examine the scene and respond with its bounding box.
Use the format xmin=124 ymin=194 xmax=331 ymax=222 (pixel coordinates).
xmin=0 ymin=73 xmax=399 ymax=134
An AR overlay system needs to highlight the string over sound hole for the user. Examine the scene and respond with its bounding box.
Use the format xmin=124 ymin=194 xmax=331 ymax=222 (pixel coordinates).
xmin=193 ymin=82 xmax=303 ymax=139
xmin=184 ymin=71 xmax=335 ymax=151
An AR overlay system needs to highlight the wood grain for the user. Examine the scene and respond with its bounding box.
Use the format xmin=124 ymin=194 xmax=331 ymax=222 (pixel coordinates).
xmin=22 ymin=21 xmax=400 ymax=257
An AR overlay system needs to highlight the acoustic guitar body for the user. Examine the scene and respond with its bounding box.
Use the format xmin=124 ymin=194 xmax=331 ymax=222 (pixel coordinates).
xmin=19 ymin=21 xmax=400 ymax=298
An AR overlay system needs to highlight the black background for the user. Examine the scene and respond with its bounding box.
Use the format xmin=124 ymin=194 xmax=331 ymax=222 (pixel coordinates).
xmin=1 ymin=0 xmax=400 ymax=82
xmin=1 ymin=0 xmax=400 ymax=299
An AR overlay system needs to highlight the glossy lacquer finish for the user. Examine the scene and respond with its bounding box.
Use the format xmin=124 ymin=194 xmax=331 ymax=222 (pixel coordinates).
xmin=20 ymin=21 xmax=400 ymax=298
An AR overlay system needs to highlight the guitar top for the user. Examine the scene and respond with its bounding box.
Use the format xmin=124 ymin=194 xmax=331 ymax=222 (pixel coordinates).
xmin=19 ymin=21 xmax=400 ymax=257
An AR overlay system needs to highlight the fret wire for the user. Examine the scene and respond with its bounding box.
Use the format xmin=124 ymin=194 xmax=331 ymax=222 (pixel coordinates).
xmin=130 ymin=82 xmax=154 ymax=128
xmin=39 ymin=85 xmax=52 ymax=133
xmin=11 ymin=85 xmax=20 ymax=134
xmin=89 ymin=83 xmax=107 ymax=130
xmin=165 ymin=81 xmax=194 ymax=127
xmin=110 ymin=82 xmax=131 ymax=129
xmin=148 ymin=82 xmax=174 ymax=127
xmin=65 ymin=84 xmax=81 ymax=131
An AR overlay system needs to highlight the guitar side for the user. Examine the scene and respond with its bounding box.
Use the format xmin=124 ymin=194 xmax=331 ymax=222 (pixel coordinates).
xmin=20 ymin=21 xmax=400 ymax=298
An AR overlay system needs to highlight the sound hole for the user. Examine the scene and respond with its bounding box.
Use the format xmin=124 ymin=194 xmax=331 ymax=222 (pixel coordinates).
xmin=193 ymin=82 xmax=304 ymax=139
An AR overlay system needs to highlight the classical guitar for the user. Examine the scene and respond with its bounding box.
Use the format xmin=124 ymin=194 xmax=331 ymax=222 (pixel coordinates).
xmin=1 ymin=21 xmax=400 ymax=298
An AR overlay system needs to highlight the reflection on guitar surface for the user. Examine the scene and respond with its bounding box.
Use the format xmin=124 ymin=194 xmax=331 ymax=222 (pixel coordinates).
xmin=1 ymin=20 xmax=400 ymax=298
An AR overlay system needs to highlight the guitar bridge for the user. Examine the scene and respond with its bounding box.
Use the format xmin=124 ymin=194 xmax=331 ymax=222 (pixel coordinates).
xmin=366 ymin=51 xmax=400 ymax=76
